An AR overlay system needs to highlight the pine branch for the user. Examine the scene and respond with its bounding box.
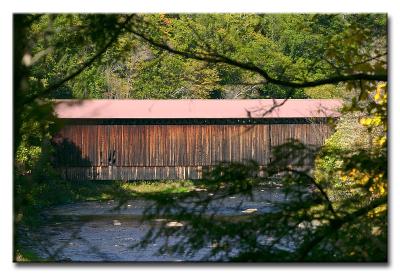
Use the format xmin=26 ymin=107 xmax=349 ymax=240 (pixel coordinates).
xmin=296 ymin=195 xmax=387 ymax=261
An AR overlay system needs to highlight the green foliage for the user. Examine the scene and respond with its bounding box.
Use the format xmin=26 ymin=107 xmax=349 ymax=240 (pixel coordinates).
xmin=22 ymin=14 xmax=386 ymax=100
xmin=304 ymin=84 xmax=348 ymax=99
xmin=25 ymin=14 xmax=220 ymax=100
xmin=259 ymin=84 xmax=308 ymax=99
xmin=15 ymin=247 xmax=45 ymax=262
xmin=314 ymin=112 xmax=369 ymax=187
xmin=137 ymin=113 xmax=387 ymax=261
xmin=15 ymin=140 xmax=74 ymax=224
xmin=133 ymin=84 xmax=387 ymax=261
xmin=14 ymin=13 xmax=387 ymax=262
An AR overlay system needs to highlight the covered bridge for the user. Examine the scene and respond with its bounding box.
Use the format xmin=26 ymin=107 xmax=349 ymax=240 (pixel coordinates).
xmin=52 ymin=99 xmax=342 ymax=180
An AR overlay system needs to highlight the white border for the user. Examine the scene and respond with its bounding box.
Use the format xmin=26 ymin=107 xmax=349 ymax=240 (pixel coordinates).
xmin=1 ymin=0 xmax=399 ymax=274
xmin=4 ymin=0 xmax=396 ymax=13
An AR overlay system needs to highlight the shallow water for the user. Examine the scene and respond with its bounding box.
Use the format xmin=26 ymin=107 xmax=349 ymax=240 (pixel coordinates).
xmin=25 ymin=218 xmax=210 ymax=261
xmin=22 ymin=187 xmax=290 ymax=262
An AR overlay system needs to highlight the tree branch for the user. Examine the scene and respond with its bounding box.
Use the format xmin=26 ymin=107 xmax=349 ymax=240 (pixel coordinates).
xmin=296 ymin=195 xmax=387 ymax=261
xmin=128 ymin=27 xmax=387 ymax=90
xmin=285 ymin=168 xmax=338 ymax=219
xmin=22 ymin=14 xmax=135 ymax=105
xmin=351 ymin=52 xmax=387 ymax=67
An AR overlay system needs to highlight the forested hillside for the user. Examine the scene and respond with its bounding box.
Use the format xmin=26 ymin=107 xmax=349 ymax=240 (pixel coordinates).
xmin=23 ymin=14 xmax=386 ymax=100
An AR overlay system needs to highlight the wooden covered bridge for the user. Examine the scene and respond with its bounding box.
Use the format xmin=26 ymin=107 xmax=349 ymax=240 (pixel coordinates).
xmin=52 ymin=99 xmax=341 ymax=180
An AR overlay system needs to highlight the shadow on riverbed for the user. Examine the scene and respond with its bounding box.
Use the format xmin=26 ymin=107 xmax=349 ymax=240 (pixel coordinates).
xmin=16 ymin=141 xmax=313 ymax=262
xmin=20 ymin=184 xmax=289 ymax=262
xmin=15 ymin=138 xmax=142 ymax=262
xmin=17 ymin=138 xmax=293 ymax=261
xmin=17 ymin=139 xmax=285 ymax=261
xmin=17 ymin=140 xmax=382 ymax=262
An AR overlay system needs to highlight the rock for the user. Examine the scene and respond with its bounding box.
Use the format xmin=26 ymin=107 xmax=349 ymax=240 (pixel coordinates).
xmin=299 ymin=220 xmax=322 ymax=229
xmin=241 ymin=208 xmax=258 ymax=214
xmin=210 ymin=242 xmax=219 ymax=248
xmin=311 ymin=219 xmax=322 ymax=228
xmin=194 ymin=188 xmax=207 ymax=192
xmin=113 ymin=220 xmax=122 ymax=226
xmin=298 ymin=221 xmax=309 ymax=229
xmin=165 ymin=221 xmax=184 ymax=227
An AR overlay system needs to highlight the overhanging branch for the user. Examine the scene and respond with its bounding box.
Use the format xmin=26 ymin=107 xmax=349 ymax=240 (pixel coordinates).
xmin=128 ymin=27 xmax=387 ymax=89
xmin=22 ymin=14 xmax=135 ymax=105
xmin=296 ymin=195 xmax=387 ymax=260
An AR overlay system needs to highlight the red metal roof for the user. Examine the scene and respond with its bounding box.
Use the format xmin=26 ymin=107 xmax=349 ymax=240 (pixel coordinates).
xmin=53 ymin=99 xmax=342 ymax=119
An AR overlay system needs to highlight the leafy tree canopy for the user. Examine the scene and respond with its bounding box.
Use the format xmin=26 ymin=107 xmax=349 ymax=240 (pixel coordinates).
xmin=23 ymin=14 xmax=386 ymax=101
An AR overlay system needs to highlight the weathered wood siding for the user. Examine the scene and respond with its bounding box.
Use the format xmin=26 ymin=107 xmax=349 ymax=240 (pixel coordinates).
xmin=53 ymin=119 xmax=333 ymax=180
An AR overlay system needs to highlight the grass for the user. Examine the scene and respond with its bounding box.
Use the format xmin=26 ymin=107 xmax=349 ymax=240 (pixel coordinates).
xmin=14 ymin=179 xmax=199 ymax=262
xmin=67 ymin=179 xmax=198 ymax=202
xmin=15 ymin=179 xmax=199 ymax=227
xmin=120 ymin=180 xmax=195 ymax=194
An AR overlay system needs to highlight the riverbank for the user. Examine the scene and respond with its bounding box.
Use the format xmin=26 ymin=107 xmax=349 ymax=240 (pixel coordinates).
xmin=17 ymin=185 xmax=287 ymax=262
xmin=14 ymin=180 xmax=199 ymax=262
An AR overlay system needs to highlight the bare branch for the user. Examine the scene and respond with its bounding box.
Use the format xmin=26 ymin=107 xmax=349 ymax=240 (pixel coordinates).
xmin=351 ymin=52 xmax=387 ymax=67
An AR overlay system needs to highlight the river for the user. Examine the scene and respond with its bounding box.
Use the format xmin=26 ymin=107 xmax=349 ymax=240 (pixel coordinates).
xmin=20 ymin=186 xmax=293 ymax=262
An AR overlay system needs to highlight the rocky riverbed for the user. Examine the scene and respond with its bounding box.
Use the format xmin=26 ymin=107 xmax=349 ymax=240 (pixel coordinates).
xmin=20 ymin=186 xmax=291 ymax=262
